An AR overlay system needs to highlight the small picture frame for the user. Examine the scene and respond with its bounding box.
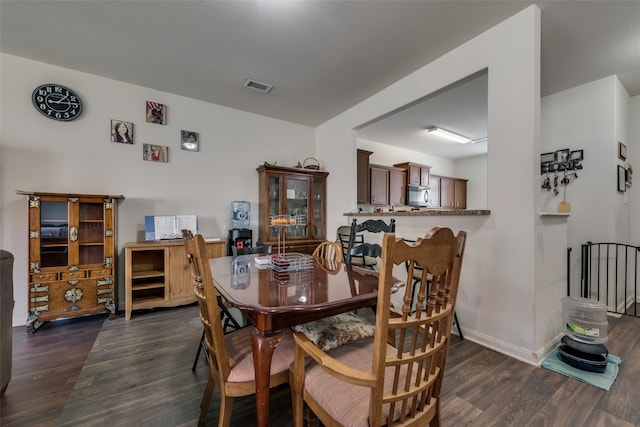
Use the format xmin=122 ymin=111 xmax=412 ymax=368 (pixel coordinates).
xmin=541 ymin=152 xmax=555 ymax=163
xmin=569 ymin=150 xmax=583 ymax=162
xmin=617 ymin=165 xmax=626 ymax=192
xmin=618 ymin=142 xmax=627 ymax=161
xmin=146 ymin=101 xmax=166 ymax=125
xmin=143 ymin=143 xmax=168 ymax=163
xmin=181 ymin=130 xmax=199 ymax=152
xmin=111 ymin=120 xmax=134 ymax=144
xmin=555 ymin=149 xmax=570 ymax=164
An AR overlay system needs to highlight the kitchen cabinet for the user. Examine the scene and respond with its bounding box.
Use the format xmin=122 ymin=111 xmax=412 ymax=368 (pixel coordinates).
xmin=394 ymin=162 xmax=431 ymax=186
xmin=257 ymin=164 xmax=329 ymax=254
xmin=428 ymin=175 xmax=441 ymax=207
xmin=357 ymin=149 xmax=372 ymax=203
xmin=454 ymin=179 xmax=467 ymax=209
xmin=17 ymin=191 xmax=123 ymax=332
xmin=124 ymin=239 xmax=225 ymax=320
xmin=432 ymin=175 xmax=467 ymax=209
xmin=369 ymin=165 xmax=389 ymax=205
xmin=389 ymin=168 xmax=406 ymax=206
xmin=369 ymin=164 xmax=406 ymax=206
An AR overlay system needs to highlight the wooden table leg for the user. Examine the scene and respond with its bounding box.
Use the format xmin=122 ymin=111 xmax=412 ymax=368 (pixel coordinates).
xmin=251 ymin=327 xmax=283 ymax=427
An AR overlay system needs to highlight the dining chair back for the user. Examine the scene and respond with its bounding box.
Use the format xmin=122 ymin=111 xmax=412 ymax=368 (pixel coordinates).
xmin=312 ymin=241 xmax=343 ymax=275
xmin=291 ymin=227 xmax=467 ymax=427
xmin=344 ymin=218 xmax=396 ymax=268
xmin=183 ymin=232 xmax=295 ymax=426
xmin=312 ymin=241 xmax=343 ymax=263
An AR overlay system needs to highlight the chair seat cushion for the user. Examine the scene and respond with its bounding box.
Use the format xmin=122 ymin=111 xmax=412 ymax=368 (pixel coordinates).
xmin=225 ymin=327 xmax=295 ymax=383
xmin=303 ymin=338 xmax=433 ymax=427
xmin=292 ymin=312 xmax=375 ymax=352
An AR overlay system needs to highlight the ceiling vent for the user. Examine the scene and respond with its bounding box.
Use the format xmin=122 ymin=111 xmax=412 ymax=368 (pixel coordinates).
xmin=243 ymin=78 xmax=273 ymax=93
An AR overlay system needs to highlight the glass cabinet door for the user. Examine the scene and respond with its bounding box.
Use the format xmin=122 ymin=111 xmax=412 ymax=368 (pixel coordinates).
xmin=284 ymin=176 xmax=310 ymax=239
xmin=39 ymin=200 xmax=69 ymax=268
xmin=268 ymin=175 xmax=280 ymax=239
xmin=312 ymin=180 xmax=325 ymax=238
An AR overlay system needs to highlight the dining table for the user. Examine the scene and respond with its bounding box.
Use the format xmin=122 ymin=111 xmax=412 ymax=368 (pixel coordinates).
xmin=208 ymin=253 xmax=382 ymax=427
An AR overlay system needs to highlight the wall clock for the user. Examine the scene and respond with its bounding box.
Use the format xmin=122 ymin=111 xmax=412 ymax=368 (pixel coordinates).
xmin=31 ymin=83 xmax=84 ymax=121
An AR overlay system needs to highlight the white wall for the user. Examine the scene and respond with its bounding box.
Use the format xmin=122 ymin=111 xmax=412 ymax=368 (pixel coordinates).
xmin=541 ymin=76 xmax=633 ymax=297
xmin=317 ymin=6 xmax=546 ymax=364
xmin=1 ymin=53 xmax=316 ymax=326
xmin=631 ymin=96 xmax=640 ymax=244
xmin=455 ymin=155 xmax=488 ymax=210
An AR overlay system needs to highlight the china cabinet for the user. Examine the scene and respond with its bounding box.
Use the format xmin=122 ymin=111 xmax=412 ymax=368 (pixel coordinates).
xmin=17 ymin=191 xmax=123 ymax=332
xmin=257 ymin=165 xmax=329 ymax=254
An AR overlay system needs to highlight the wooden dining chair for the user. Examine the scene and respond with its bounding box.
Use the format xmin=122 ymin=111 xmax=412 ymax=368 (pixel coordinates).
xmin=344 ymin=218 xmax=396 ymax=269
xmin=291 ymin=227 xmax=467 ymax=427
xmin=183 ymin=232 xmax=295 ymax=426
xmin=312 ymin=241 xmax=343 ymax=263
xmin=184 ymin=230 xmax=247 ymax=372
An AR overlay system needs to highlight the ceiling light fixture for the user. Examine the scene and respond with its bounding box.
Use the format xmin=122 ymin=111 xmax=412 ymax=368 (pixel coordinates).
xmin=425 ymin=126 xmax=471 ymax=144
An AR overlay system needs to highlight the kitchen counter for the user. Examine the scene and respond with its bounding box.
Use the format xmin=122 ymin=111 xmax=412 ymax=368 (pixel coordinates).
xmin=344 ymin=209 xmax=490 ymax=217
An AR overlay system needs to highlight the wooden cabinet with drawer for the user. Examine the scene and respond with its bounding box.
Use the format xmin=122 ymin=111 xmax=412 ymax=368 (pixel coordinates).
xmin=17 ymin=191 xmax=123 ymax=332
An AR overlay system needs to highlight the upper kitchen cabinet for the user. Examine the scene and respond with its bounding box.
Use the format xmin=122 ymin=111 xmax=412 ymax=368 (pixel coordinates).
xmin=357 ymin=149 xmax=372 ymax=203
xmin=369 ymin=164 xmax=406 ymax=206
xmin=369 ymin=165 xmax=389 ymax=205
xmin=431 ymin=174 xmax=467 ymax=209
xmin=389 ymin=167 xmax=406 ymax=206
xmin=257 ymin=164 xmax=329 ymax=254
xmin=394 ymin=162 xmax=431 ymax=187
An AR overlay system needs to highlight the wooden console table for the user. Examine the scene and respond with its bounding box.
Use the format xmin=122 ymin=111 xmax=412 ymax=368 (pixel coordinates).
xmin=124 ymin=239 xmax=225 ymax=320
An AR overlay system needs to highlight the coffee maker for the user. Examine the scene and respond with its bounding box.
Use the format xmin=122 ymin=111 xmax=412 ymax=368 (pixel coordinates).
xmin=227 ymin=201 xmax=252 ymax=256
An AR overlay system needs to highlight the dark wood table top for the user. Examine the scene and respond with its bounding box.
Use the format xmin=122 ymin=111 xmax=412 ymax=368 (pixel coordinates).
xmin=209 ymin=254 xmax=380 ymax=330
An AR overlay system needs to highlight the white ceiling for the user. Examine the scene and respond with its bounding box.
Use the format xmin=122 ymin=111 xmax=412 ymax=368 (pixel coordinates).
xmin=2 ymin=1 xmax=639 ymax=158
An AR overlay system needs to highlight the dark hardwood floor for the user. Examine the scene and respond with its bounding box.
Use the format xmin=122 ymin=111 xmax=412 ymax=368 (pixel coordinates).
xmin=1 ymin=306 xmax=639 ymax=426
xmin=1 ymin=313 xmax=107 ymax=427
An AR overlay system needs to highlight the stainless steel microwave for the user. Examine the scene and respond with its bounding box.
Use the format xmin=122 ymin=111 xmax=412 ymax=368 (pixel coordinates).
xmin=406 ymin=184 xmax=430 ymax=207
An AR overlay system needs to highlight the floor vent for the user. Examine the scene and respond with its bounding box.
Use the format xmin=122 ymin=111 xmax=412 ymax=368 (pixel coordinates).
xmin=243 ymin=79 xmax=273 ymax=93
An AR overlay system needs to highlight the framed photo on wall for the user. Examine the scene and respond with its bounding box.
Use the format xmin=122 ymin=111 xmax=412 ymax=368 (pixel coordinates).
xmin=618 ymin=142 xmax=627 ymax=161
xmin=146 ymin=101 xmax=166 ymax=125
xmin=111 ymin=120 xmax=134 ymax=144
xmin=143 ymin=144 xmax=168 ymax=163
xmin=181 ymin=130 xmax=199 ymax=152
xmin=617 ymin=165 xmax=626 ymax=192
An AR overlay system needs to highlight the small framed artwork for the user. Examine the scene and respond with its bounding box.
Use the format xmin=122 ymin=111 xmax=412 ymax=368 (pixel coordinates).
xmin=617 ymin=165 xmax=626 ymax=192
xmin=146 ymin=101 xmax=166 ymax=125
xmin=111 ymin=120 xmax=134 ymax=144
xmin=555 ymin=149 xmax=570 ymax=164
xmin=143 ymin=143 xmax=168 ymax=163
xmin=569 ymin=150 xmax=583 ymax=162
xmin=626 ymin=163 xmax=633 ymax=188
xmin=541 ymin=152 xmax=555 ymax=164
xmin=181 ymin=130 xmax=199 ymax=152
xmin=618 ymin=142 xmax=627 ymax=160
